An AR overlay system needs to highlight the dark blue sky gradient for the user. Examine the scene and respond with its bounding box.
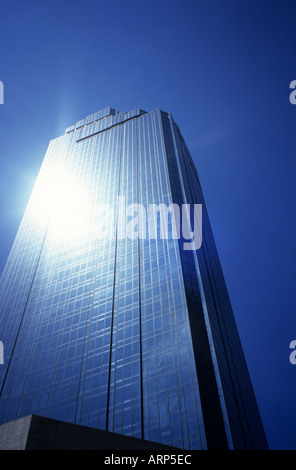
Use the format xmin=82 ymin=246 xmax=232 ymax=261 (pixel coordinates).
xmin=0 ymin=0 xmax=295 ymax=449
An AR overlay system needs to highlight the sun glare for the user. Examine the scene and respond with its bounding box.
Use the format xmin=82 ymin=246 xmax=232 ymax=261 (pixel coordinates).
xmin=28 ymin=169 xmax=92 ymax=242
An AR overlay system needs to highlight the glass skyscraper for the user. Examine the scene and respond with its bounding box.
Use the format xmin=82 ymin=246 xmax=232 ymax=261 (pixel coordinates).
xmin=0 ymin=107 xmax=268 ymax=450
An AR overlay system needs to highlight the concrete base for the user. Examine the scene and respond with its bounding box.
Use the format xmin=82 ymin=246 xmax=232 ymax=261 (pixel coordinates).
xmin=0 ymin=415 xmax=176 ymax=450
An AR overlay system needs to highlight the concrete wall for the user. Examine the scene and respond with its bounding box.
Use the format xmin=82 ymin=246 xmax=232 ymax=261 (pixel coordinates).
xmin=0 ymin=415 xmax=176 ymax=450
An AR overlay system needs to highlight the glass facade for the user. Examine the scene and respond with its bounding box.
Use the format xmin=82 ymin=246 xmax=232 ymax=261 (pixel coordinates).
xmin=0 ymin=107 xmax=268 ymax=449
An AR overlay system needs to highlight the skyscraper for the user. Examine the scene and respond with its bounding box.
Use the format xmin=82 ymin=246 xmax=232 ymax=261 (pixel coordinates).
xmin=0 ymin=107 xmax=268 ymax=450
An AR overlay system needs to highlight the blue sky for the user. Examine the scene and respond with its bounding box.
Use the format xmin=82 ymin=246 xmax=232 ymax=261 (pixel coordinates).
xmin=0 ymin=0 xmax=295 ymax=450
